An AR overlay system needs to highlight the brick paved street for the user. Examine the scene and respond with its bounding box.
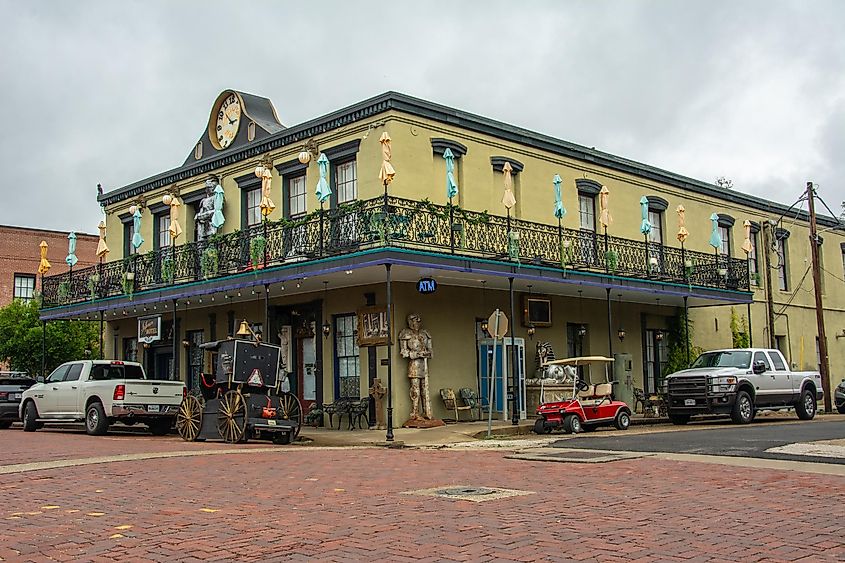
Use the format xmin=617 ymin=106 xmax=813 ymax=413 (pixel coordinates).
xmin=2 ymin=428 xmax=845 ymax=562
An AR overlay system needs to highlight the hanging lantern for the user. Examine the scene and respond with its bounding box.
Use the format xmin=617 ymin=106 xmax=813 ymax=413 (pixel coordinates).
xmin=255 ymin=164 xmax=266 ymax=178
xmin=298 ymin=150 xmax=312 ymax=165
xmin=162 ymin=194 xmax=173 ymax=206
xmin=129 ymin=205 xmax=137 ymax=215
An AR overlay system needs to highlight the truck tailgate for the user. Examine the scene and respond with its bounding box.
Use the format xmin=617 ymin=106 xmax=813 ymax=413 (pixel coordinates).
xmin=124 ymin=381 xmax=184 ymax=405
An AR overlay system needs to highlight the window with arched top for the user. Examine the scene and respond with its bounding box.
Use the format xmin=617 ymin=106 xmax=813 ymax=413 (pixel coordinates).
xmin=194 ymin=141 xmax=203 ymax=160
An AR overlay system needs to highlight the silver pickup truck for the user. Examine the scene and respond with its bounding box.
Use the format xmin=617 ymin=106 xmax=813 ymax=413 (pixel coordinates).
xmin=665 ymin=348 xmax=824 ymax=425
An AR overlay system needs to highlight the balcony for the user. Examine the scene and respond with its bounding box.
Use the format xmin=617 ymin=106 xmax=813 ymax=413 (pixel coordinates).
xmin=41 ymin=196 xmax=749 ymax=308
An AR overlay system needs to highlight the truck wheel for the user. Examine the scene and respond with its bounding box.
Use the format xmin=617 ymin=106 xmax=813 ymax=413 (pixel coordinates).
xmin=85 ymin=402 xmax=109 ymax=436
xmin=564 ymin=414 xmax=582 ymax=434
xmin=668 ymin=414 xmax=690 ymax=425
xmin=147 ymin=419 xmax=172 ymax=436
xmin=533 ymin=418 xmax=551 ymax=435
xmin=22 ymin=402 xmax=38 ymax=432
xmin=614 ymin=410 xmax=631 ymax=430
xmin=795 ymin=388 xmax=817 ymax=420
xmin=730 ymin=391 xmax=754 ymax=424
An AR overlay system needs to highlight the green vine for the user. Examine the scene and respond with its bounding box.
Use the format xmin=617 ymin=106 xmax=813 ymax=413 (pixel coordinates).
xmin=58 ymin=281 xmax=71 ymax=303
xmin=122 ymin=272 xmax=135 ymax=298
xmin=250 ymin=236 xmax=267 ymax=268
xmin=87 ymin=274 xmax=99 ymax=301
xmin=162 ymin=258 xmax=175 ymax=283
xmin=560 ymin=239 xmax=574 ymax=269
xmin=201 ymin=247 xmax=219 ymax=279
xmin=605 ymin=250 xmax=619 ymax=273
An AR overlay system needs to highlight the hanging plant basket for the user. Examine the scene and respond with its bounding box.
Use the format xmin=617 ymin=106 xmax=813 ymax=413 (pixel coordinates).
xmin=58 ymin=281 xmax=71 ymax=303
xmin=250 ymin=236 xmax=267 ymax=268
xmin=87 ymin=274 xmax=99 ymax=301
xmin=122 ymin=272 xmax=135 ymax=298
xmin=162 ymin=258 xmax=175 ymax=284
xmin=684 ymin=259 xmax=694 ymax=277
xmin=605 ymin=250 xmax=619 ymax=273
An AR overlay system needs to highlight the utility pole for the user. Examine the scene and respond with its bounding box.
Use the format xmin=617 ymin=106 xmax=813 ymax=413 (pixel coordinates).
xmin=806 ymin=181 xmax=832 ymax=413
xmin=761 ymin=221 xmax=777 ymax=349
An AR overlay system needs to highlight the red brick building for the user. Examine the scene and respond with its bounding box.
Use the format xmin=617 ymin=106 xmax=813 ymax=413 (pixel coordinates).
xmin=0 ymin=225 xmax=98 ymax=307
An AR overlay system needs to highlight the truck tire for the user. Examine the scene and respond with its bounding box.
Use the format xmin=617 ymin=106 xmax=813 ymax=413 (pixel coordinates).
xmin=147 ymin=419 xmax=172 ymax=436
xmin=730 ymin=391 xmax=754 ymax=424
xmin=22 ymin=401 xmax=38 ymax=432
xmin=85 ymin=402 xmax=109 ymax=436
xmin=795 ymin=388 xmax=817 ymax=420
xmin=668 ymin=413 xmax=690 ymax=425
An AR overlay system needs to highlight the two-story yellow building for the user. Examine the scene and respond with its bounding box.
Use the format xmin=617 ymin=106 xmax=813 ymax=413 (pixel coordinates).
xmin=40 ymin=90 xmax=844 ymax=431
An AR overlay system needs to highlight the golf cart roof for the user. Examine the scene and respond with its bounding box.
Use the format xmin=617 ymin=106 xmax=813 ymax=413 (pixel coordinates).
xmin=542 ymin=356 xmax=615 ymax=367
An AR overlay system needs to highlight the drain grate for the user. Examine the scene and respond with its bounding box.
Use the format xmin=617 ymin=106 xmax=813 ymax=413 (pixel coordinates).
xmin=402 ymin=484 xmax=534 ymax=503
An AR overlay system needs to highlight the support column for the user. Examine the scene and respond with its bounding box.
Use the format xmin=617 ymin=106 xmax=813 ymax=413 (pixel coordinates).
xmin=385 ymin=263 xmax=394 ymax=442
xmin=99 ymin=310 xmax=104 ymax=359
xmin=606 ymin=288 xmax=613 ymax=358
xmin=684 ymin=295 xmax=690 ymax=365
xmin=172 ymin=299 xmax=178 ymax=381
xmin=41 ymin=320 xmax=46 ymax=378
xmin=508 ymin=277 xmax=519 ymax=425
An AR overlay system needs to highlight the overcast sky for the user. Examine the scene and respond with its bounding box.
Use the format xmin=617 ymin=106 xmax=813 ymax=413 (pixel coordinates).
xmin=1 ymin=0 xmax=843 ymax=233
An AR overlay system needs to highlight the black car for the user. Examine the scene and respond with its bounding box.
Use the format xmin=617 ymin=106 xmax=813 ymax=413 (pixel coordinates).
xmin=0 ymin=372 xmax=36 ymax=428
xmin=835 ymin=379 xmax=845 ymax=415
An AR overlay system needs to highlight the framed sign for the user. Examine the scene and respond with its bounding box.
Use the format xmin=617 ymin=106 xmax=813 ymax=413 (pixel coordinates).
xmin=357 ymin=305 xmax=391 ymax=347
xmin=523 ymin=295 xmax=552 ymax=327
xmin=138 ymin=315 xmax=162 ymax=344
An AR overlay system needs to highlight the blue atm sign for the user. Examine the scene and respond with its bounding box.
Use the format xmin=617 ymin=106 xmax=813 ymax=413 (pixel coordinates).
xmin=417 ymin=277 xmax=437 ymax=294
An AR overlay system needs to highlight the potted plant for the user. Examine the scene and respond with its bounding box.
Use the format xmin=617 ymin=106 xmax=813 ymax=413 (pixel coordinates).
xmin=250 ymin=236 xmax=267 ymax=268
xmin=201 ymin=246 xmax=219 ymax=279
xmin=305 ymin=404 xmax=323 ymax=427
xmin=161 ymin=258 xmax=175 ymax=283
xmin=605 ymin=250 xmax=619 ymax=273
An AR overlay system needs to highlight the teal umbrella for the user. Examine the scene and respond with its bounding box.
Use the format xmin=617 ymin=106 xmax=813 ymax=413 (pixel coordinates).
xmin=211 ymin=184 xmax=225 ymax=229
xmin=65 ymin=232 xmax=78 ymax=267
xmin=315 ymin=153 xmax=331 ymax=204
xmin=708 ymin=213 xmax=722 ymax=250
xmin=132 ymin=208 xmax=144 ymax=249
xmin=640 ymin=196 xmax=652 ymax=235
xmin=553 ymin=174 xmax=565 ymax=219
xmin=444 ymin=148 xmax=458 ymax=200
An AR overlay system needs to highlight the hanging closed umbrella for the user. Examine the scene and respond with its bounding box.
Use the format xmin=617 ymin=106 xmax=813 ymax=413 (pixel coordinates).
xmin=676 ymin=205 xmax=689 ymax=243
xmin=315 ymin=153 xmax=331 ymax=204
xmin=211 ymin=184 xmax=225 ymax=229
xmin=501 ymin=162 xmax=516 ymax=210
xmin=599 ymin=186 xmax=612 ymax=230
xmin=258 ymin=168 xmax=275 ymax=217
xmin=130 ymin=205 xmax=144 ymax=250
xmin=66 ymin=232 xmax=78 ymax=267
xmin=378 ymin=132 xmax=396 ymax=186
xmin=164 ymin=196 xmax=183 ymax=241
xmin=709 ymin=213 xmax=722 ymax=250
xmin=444 ymin=148 xmax=458 ymax=201
xmin=639 ymin=196 xmax=652 ymax=236
xmin=96 ymin=221 xmax=109 ymax=260
xmin=741 ymin=219 xmax=754 ymax=254
xmin=37 ymin=240 xmax=51 ymax=274
xmin=553 ymin=174 xmax=565 ymax=219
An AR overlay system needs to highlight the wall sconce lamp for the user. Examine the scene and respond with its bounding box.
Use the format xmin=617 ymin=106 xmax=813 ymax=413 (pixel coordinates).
xmin=617 ymin=327 xmax=626 ymax=341
xmin=655 ymin=330 xmax=664 ymax=342
xmin=298 ymin=139 xmax=320 ymax=164
xmin=321 ymin=281 xmax=331 ymax=339
xmin=527 ymin=323 xmax=536 ymax=338
xmin=181 ymin=339 xmax=191 ymax=349
xmin=577 ymin=325 xmax=587 ymax=338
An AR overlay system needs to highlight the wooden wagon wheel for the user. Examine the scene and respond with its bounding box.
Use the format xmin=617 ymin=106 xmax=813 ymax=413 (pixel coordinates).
xmin=217 ymin=390 xmax=248 ymax=443
xmin=277 ymin=392 xmax=303 ymax=441
xmin=176 ymin=395 xmax=203 ymax=442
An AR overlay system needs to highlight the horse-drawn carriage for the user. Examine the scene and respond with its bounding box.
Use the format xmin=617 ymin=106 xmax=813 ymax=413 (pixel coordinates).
xmin=175 ymin=338 xmax=302 ymax=444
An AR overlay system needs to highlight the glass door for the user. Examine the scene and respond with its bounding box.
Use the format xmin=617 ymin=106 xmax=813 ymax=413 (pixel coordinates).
xmin=297 ymin=321 xmax=317 ymax=411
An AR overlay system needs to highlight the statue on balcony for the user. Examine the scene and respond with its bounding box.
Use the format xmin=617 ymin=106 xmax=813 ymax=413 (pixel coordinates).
xmin=195 ymin=178 xmax=219 ymax=241
xmin=399 ymin=313 xmax=444 ymax=428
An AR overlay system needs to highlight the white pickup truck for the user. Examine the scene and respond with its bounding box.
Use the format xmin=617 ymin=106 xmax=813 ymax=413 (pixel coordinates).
xmin=665 ymin=348 xmax=824 ymax=425
xmin=19 ymin=360 xmax=185 ymax=436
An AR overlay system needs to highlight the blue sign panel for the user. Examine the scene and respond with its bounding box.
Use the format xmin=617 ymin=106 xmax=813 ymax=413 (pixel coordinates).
xmin=417 ymin=277 xmax=437 ymax=294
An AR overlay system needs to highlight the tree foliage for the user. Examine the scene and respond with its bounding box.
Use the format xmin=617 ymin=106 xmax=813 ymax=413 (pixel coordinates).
xmin=0 ymin=299 xmax=99 ymax=377
xmin=663 ymin=310 xmax=704 ymax=378
xmin=730 ymin=307 xmax=750 ymax=348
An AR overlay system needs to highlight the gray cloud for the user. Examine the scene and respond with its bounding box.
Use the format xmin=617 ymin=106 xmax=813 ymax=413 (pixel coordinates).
xmin=1 ymin=0 xmax=843 ymax=234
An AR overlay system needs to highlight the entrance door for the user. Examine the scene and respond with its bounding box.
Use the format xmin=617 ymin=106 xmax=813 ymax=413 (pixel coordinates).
xmin=297 ymin=321 xmax=317 ymax=411
xmin=153 ymin=351 xmax=173 ymax=381
xmin=643 ymin=329 xmax=668 ymax=394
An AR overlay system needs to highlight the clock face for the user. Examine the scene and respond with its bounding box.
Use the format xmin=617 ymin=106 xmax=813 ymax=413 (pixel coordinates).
xmin=214 ymin=93 xmax=241 ymax=149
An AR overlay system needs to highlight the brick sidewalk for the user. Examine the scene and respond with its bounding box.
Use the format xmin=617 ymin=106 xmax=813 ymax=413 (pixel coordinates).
xmin=2 ymin=432 xmax=845 ymax=562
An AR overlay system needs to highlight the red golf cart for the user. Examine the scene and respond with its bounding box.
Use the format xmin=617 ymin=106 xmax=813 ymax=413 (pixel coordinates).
xmin=533 ymin=356 xmax=632 ymax=434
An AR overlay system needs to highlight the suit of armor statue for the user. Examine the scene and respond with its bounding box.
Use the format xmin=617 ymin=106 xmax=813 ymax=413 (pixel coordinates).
xmin=399 ymin=313 xmax=432 ymax=420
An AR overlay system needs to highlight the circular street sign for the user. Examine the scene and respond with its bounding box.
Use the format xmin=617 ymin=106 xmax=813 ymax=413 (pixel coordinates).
xmin=487 ymin=310 xmax=508 ymax=339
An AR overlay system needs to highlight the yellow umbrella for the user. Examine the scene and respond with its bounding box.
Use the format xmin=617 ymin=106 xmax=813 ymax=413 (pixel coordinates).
xmin=96 ymin=220 xmax=109 ymax=259
xmin=598 ymin=185 xmax=612 ymax=229
xmin=378 ymin=132 xmax=396 ymax=186
xmin=501 ymin=161 xmax=516 ymax=209
xmin=258 ymin=168 xmax=275 ymax=217
xmin=165 ymin=196 xmax=183 ymax=241
xmin=37 ymin=240 xmax=51 ymax=274
xmin=741 ymin=219 xmax=754 ymax=254
xmin=676 ymin=205 xmax=689 ymax=243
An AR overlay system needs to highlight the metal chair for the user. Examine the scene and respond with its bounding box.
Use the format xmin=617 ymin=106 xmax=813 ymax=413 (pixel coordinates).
xmin=440 ymin=388 xmax=472 ymax=422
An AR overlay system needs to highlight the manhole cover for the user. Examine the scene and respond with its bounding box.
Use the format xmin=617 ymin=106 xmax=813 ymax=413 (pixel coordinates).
xmin=437 ymin=487 xmax=495 ymax=497
xmin=505 ymin=449 xmax=650 ymax=464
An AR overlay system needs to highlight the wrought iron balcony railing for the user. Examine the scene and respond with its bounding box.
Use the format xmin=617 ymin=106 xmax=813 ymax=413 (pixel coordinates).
xmin=41 ymin=196 xmax=749 ymax=307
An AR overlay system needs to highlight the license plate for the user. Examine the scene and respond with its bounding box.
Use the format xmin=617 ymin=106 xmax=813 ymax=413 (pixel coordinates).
xmin=684 ymin=399 xmax=696 ymax=406
xmin=267 ymin=419 xmax=276 ymax=426
xmin=147 ymin=404 xmax=160 ymax=413
xmin=12 ymin=393 xmax=21 ymax=400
